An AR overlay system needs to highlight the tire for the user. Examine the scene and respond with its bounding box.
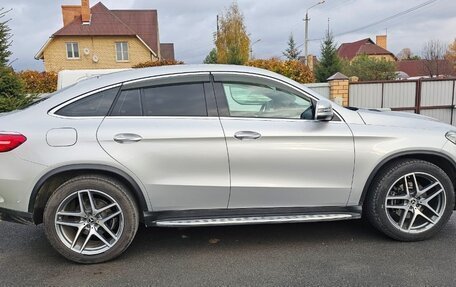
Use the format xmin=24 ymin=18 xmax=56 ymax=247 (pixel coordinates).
xmin=365 ymin=159 xmax=455 ymax=241
xmin=43 ymin=175 xmax=139 ymax=264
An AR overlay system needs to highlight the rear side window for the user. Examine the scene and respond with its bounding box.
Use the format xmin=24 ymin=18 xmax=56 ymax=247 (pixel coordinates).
xmin=55 ymin=87 xmax=119 ymax=117
xmin=110 ymin=83 xmax=207 ymax=117
xmin=142 ymin=83 xmax=207 ymax=116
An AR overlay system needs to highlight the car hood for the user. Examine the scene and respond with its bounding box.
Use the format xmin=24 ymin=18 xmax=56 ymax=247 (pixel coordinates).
xmin=356 ymin=109 xmax=453 ymax=130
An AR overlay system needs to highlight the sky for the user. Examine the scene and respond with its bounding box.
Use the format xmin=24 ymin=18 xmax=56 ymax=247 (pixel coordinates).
xmin=1 ymin=0 xmax=455 ymax=71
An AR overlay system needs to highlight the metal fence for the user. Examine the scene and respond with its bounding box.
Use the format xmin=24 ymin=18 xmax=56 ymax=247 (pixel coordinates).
xmin=349 ymin=79 xmax=456 ymax=124
xmin=304 ymin=83 xmax=330 ymax=99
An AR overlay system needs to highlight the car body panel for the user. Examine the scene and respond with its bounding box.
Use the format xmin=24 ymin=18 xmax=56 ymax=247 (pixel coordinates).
xmin=0 ymin=65 xmax=455 ymax=221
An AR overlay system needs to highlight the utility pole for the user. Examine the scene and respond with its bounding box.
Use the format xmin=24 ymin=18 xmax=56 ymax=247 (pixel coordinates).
xmin=304 ymin=0 xmax=325 ymax=65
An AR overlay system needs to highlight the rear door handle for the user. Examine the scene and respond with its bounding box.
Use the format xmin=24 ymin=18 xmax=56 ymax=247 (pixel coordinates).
xmin=113 ymin=133 xmax=143 ymax=144
xmin=234 ymin=131 xmax=261 ymax=140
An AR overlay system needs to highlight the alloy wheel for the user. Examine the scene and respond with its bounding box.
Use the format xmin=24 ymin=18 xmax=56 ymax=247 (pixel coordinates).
xmin=385 ymin=172 xmax=446 ymax=234
xmin=54 ymin=189 xmax=124 ymax=255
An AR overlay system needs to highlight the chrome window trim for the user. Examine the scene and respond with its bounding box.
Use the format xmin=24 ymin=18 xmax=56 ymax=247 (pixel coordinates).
xmin=105 ymin=116 xmax=220 ymax=120
xmin=48 ymin=84 xmax=122 ymax=119
xmin=218 ymin=116 xmax=346 ymax=124
xmin=122 ymin=72 xmax=210 ymax=87
xmin=211 ymin=71 xmax=346 ymax=122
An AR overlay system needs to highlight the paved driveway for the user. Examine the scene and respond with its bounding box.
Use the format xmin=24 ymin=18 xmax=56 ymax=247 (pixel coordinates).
xmin=1 ymin=215 xmax=456 ymax=286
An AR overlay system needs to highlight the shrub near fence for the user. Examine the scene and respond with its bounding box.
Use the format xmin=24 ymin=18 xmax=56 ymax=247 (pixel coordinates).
xmin=17 ymin=70 xmax=57 ymax=94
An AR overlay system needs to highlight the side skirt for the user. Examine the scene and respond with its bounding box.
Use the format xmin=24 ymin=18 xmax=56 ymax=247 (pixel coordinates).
xmin=143 ymin=206 xmax=362 ymax=227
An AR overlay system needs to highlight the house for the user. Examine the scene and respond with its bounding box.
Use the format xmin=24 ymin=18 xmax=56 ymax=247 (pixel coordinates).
xmin=337 ymin=35 xmax=397 ymax=62
xmin=35 ymin=0 xmax=175 ymax=72
xmin=397 ymin=59 xmax=456 ymax=79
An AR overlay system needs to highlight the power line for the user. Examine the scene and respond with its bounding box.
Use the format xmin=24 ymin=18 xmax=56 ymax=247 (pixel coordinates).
xmin=298 ymin=0 xmax=439 ymax=46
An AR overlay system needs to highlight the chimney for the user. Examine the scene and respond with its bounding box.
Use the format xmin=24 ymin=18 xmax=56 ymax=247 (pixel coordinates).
xmin=376 ymin=35 xmax=387 ymax=50
xmin=81 ymin=0 xmax=91 ymax=24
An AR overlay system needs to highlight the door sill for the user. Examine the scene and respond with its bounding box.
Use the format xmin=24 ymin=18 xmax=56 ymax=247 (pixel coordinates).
xmin=143 ymin=206 xmax=361 ymax=227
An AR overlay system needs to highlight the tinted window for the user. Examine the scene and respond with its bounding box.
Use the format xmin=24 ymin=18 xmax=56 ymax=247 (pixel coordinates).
xmin=142 ymin=83 xmax=207 ymax=116
xmin=111 ymin=89 xmax=142 ymax=116
xmin=56 ymin=87 xmax=119 ymax=117
xmin=223 ymin=83 xmax=311 ymax=119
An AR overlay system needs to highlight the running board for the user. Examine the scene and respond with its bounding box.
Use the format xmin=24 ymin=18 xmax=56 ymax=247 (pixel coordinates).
xmin=154 ymin=213 xmax=360 ymax=227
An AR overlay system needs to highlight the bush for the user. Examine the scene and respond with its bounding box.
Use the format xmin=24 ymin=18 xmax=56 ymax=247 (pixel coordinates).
xmin=341 ymin=55 xmax=397 ymax=81
xmin=246 ymin=58 xmax=315 ymax=83
xmin=0 ymin=66 xmax=32 ymax=112
xmin=132 ymin=59 xmax=184 ymax=68
xmin=16 ymin=70 xmax=57 ymax=94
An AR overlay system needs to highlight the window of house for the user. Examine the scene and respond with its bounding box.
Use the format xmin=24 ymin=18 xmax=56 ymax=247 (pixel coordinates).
xmin=66 ymin=42 xmax=79 ymax=59
xmin=55 ymin=87 xmax=119 ymax=117
xmin=116 ymin=42 xmax=129 ymax=61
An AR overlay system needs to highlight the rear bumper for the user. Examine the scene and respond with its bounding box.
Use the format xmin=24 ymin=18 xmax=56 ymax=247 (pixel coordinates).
xmin=0 ymin=207 xmax=34 ymax=225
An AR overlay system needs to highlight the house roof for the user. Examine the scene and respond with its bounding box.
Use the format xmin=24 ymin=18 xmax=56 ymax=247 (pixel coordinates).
xmin=35 ymin=2 xmax=159 ymax=59
xmin=397 ymin=59 xmax=456 ymax=78
xmin=160 ymin=43 xmax=175 ymax=61
xmin=338 ymin=38 xmax=396 ymax=60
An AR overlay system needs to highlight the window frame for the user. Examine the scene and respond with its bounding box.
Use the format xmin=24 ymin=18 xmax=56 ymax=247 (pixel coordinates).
xmin=107 ymin=73 xmax=216 ymax=118
xmin=65 ymin=42 xmax=80 ymax=59
xmin=48 ymin=84 xmax=122 ymax=119
xmin=212 ymin=72 xmax=341 ymax=122
xmin=115 ymin=42 xmax=129 ymax=62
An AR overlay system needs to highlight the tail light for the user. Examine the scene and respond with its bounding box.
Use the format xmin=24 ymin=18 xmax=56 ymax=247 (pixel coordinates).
xmin=0 ymin=133 xmax=27 ymax=152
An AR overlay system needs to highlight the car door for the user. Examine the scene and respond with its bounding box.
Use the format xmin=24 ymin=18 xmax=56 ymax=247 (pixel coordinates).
xmin=212 ymin=73 xmax=355 ymax=208
xmin=97 ymin=73 xmax=230 ymax=211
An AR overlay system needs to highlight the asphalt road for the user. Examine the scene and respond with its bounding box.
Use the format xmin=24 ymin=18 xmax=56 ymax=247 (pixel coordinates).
xmin=1 ymin=215 xmax=456 ymax=287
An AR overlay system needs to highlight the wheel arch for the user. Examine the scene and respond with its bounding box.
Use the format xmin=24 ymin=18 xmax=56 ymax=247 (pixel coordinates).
xmin=29 ymin=164 xmax=149 ymax=224
xmin=359 ymin=151 xmax=456 ymax=208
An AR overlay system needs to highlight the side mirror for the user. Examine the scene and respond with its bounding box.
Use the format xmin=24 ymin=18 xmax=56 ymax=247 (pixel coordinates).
xmin=314 ymin=100 xmax=334 ymax=121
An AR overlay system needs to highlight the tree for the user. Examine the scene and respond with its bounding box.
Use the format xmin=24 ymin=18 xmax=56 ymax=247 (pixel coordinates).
xmin=246 ymin=58 xmax=314 ymax=83
xmin=282 ymin=33 xmax=301 ymax=60
xmin=397 ymin=48 xmax=420 ymax=60
xmin=215 ymin=1 xmax=250 ymax=65
xmin=204 ymin=48 xmax=218 ymax=64
xmin=314 ymin=31 xmax=341 ymax=82
xmin=445 ymin=38 xmax=456 ymax=65
xmin=341 ymin=55 xmax=396 ymax=81
xmin=0 ymin=8 xmax=12 ymax=66
xmin=421 ymin=39 xmax=446 ymax=77
xmin=0 ymin=66 xmax=31 ymax=112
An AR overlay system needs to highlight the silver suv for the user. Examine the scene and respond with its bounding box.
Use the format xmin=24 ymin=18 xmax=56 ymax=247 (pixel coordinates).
xmin=1 ymin=65 xmax=455 ymax=263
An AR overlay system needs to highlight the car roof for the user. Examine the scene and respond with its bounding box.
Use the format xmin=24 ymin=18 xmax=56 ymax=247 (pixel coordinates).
xmin=36 ymin=64 xmax=324 ymax=112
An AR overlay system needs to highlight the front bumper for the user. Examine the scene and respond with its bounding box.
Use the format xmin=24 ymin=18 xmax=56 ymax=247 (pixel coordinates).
xmin=0 ymin=207 xmax=34 ymax=225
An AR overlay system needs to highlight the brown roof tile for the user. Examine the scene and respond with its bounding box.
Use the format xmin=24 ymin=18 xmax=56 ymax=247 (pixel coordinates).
xmin=338 ymin=38 xmax=396 ymax=60
xmin=397 ymin=59 xmax=456 ymax=77
xmin=53 ymin=2 xmax=158 ymax=53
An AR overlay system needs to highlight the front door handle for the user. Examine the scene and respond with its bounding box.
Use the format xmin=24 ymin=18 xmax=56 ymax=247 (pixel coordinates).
xmin=113 ymin=133 xmax=143 ymax=144
xmin=234 ymin=131 xmax=261 ymax=140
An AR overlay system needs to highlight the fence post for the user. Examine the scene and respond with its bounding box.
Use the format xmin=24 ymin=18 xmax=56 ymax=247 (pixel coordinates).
xmin=415 ymin=79 xmax=422 ymax=114
xmin=327 ymin=72 xmax=349 ymax=107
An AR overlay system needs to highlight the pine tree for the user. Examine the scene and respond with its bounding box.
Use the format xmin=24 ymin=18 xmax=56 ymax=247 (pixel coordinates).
xmin=314 ymin=31 xmax=341 ymax=82
xmin=0 ymin=8 xmax=13 ymax=67
xmin=204 ymin=48 xmax=218 ymax=64
xmin=283 ymin=33 xmax=301 ymax=60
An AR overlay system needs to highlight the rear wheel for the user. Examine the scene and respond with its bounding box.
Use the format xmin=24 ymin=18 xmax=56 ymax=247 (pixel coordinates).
xmin=43 ymin=175 xmax=139 ymax=263
xmin=365 ymin=159 xmax=454 ymax=241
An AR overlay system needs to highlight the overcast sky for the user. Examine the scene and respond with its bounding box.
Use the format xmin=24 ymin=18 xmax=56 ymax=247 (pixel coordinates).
xmin=1 ymin=0 xmax=455 ymax=71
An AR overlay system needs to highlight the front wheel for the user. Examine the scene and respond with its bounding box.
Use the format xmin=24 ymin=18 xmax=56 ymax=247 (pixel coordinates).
xmin=43 ymin=175 xmax=139 ymax=263
xmin=365 ymin=159 xmax=455 ymax=241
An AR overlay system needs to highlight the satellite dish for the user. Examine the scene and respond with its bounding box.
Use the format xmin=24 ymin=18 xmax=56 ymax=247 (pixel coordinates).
xmin=83 ymin=47 xmax=90 ymax=55
xmin=92 ymin=55 xmax=99 ymax=63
